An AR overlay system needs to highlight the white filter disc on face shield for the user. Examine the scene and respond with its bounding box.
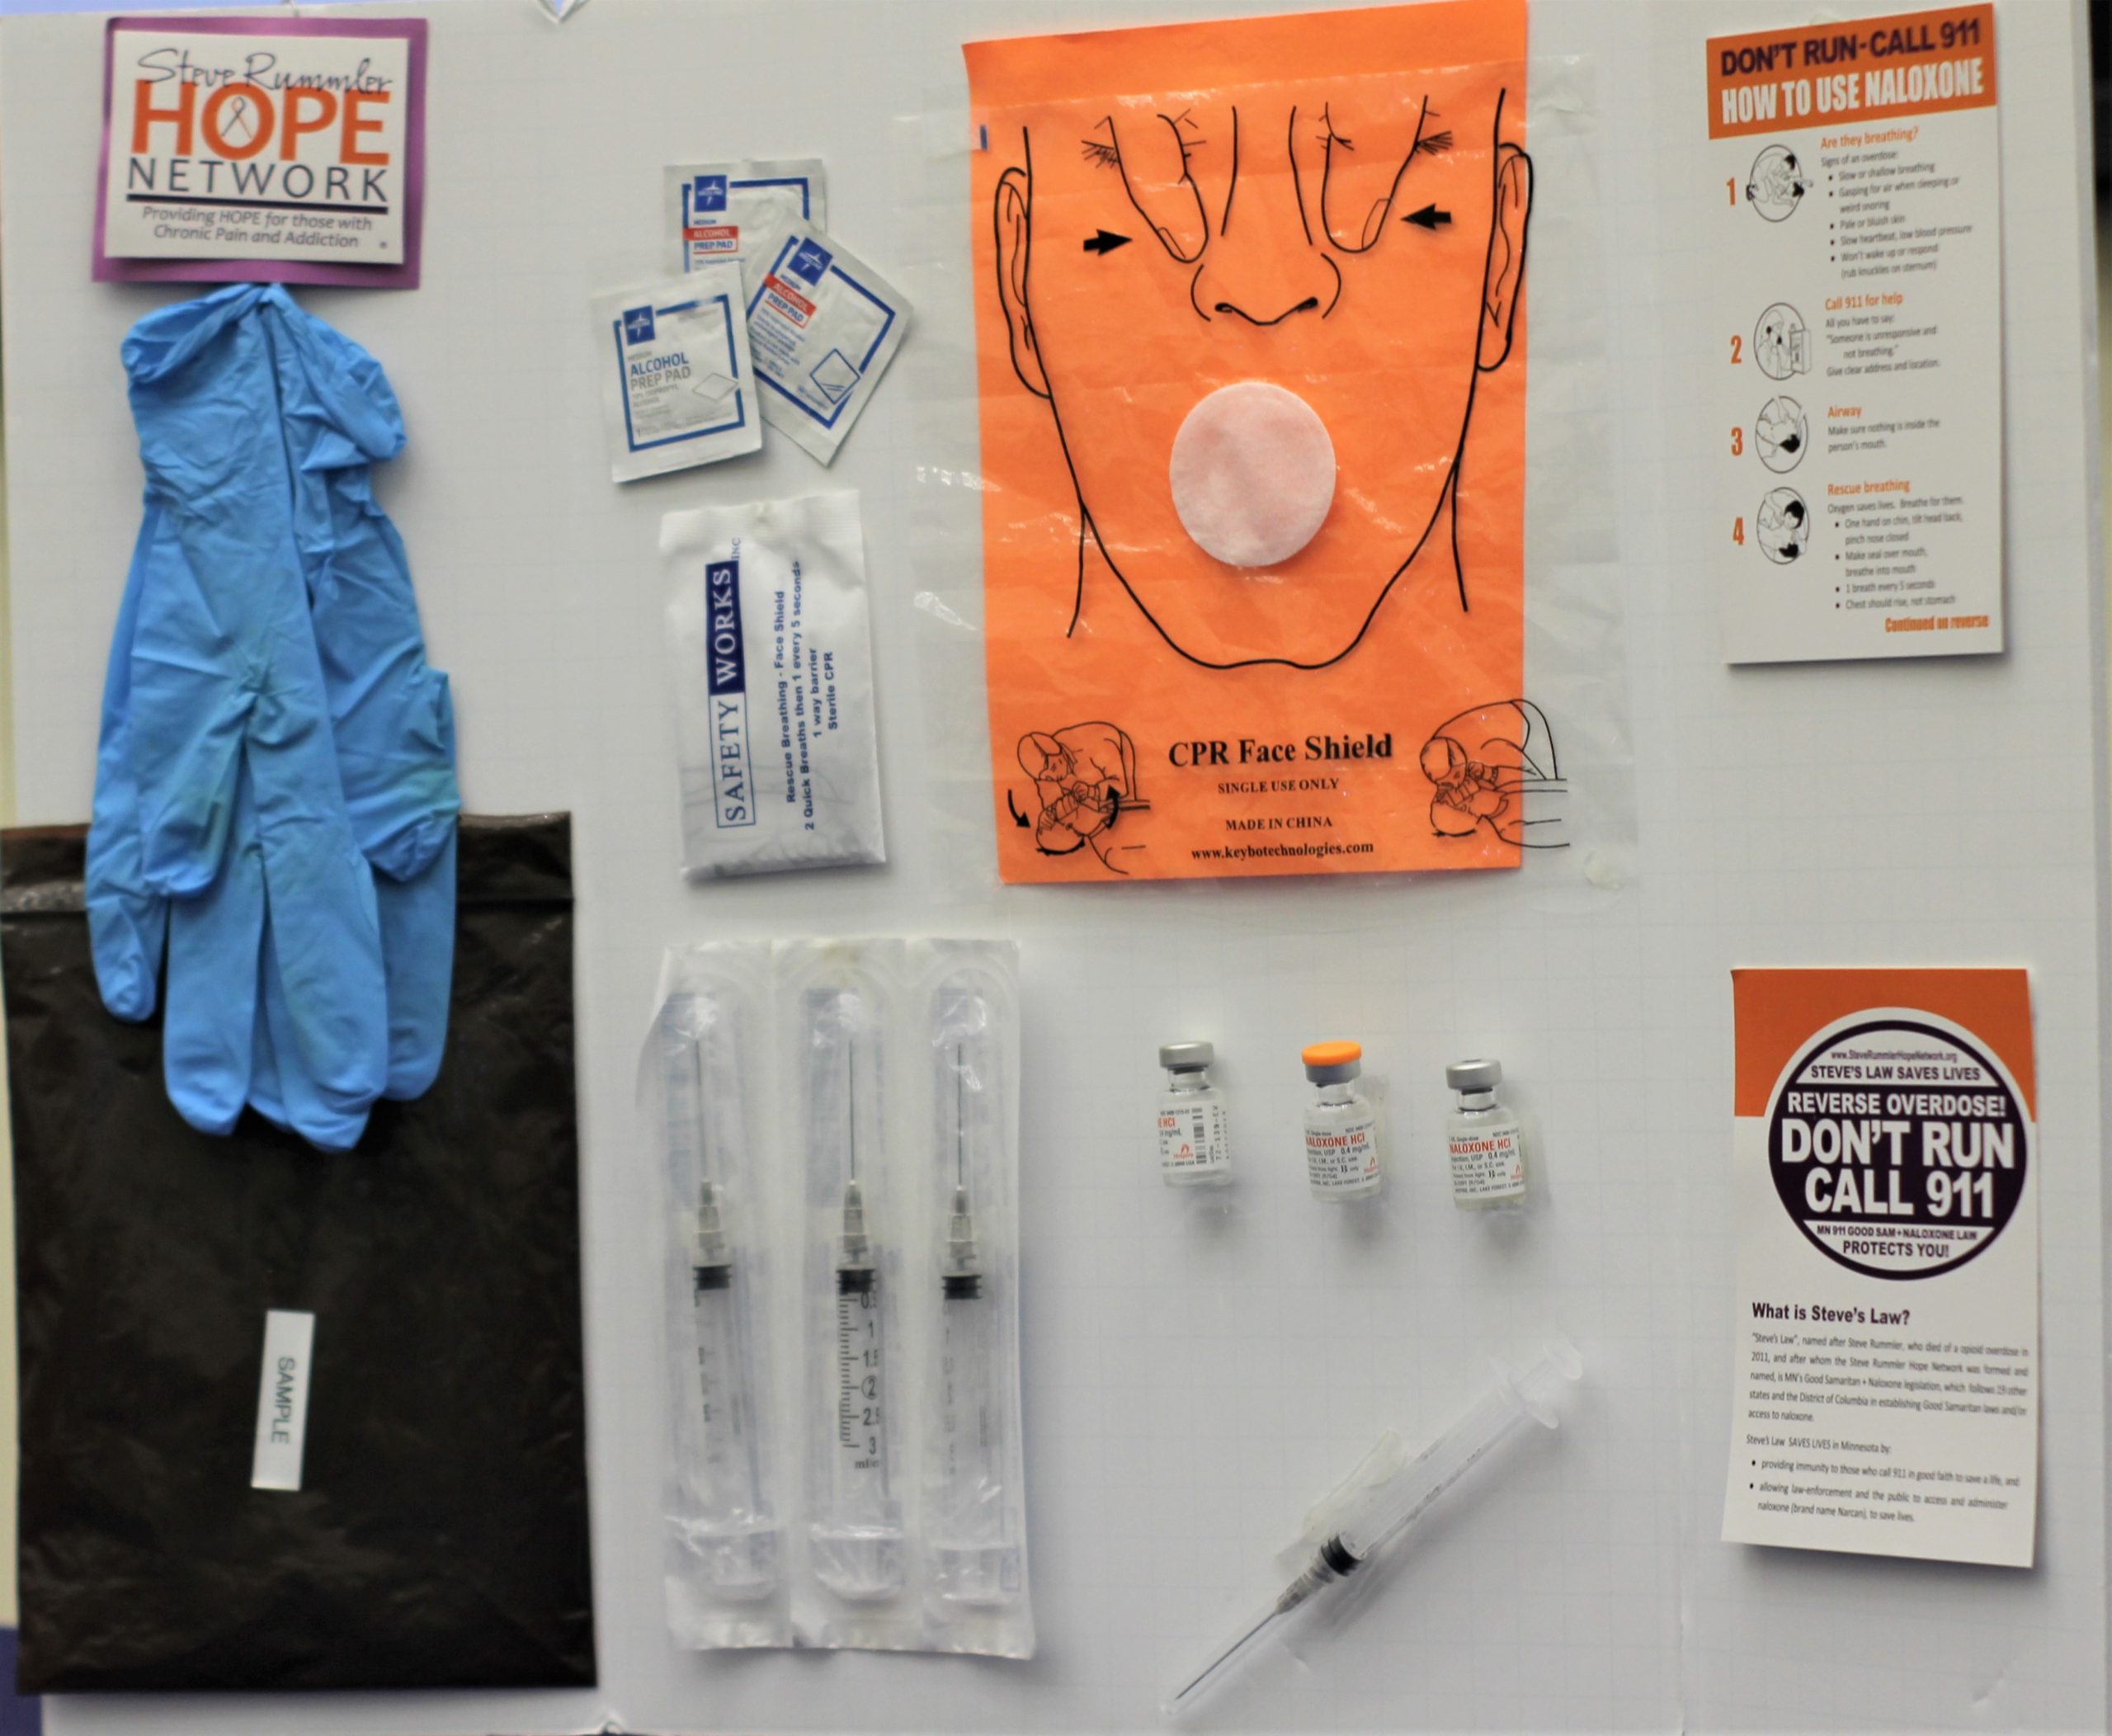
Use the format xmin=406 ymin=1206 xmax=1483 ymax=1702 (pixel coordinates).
xmin=1167 ymin=381 xmax=1336 ymax=568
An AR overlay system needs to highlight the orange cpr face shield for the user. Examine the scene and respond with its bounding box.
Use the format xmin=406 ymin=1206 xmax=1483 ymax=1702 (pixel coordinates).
xmin=966 ymin=0 xmax=1537 ymax=881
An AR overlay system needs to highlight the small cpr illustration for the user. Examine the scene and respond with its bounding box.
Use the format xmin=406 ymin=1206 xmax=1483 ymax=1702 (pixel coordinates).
xmin=1755 ymin=394 xmax=1807 ymax=473
xmin=1745 ymin=143 xmax=1811 ymax=222
xmin=1756 ymin=487 xmax=1809 ymax=564
xmin=1419 ymin=699 xmax=1565 ymax=848
xmin=1017 ymin=723 xmax=1146 ymax=874
xmin=1754 ymin=303 xmax=1808 ymax=380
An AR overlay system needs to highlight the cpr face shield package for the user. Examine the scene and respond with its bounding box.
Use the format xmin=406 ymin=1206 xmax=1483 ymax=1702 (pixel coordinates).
xmin=662 ymin=493 xmax=885 ymax=879
xmin=644 ymin=939 xmax=1033 ymax=1659
xmin=897 ymin=2 xmax=1632 ymax=898
xmin=746 ymin=219 xmax=913 ymax=465
xmin=666 ymin=159 xmax=827 ymax=285
xmin=592 ymin=264 xmax=761 ymax=483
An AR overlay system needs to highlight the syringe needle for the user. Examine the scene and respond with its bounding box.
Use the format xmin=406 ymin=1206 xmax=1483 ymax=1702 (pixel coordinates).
xmin=1169 ymin=1602 xmax=1287 ymax=1710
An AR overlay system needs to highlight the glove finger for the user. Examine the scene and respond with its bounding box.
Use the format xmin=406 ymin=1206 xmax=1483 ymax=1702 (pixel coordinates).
xmin=87 ymin=879 xmax=167 ymax=1025
xmin=257 ymin=814 xmax=388 ymax=1118
xmin=87 ymin=522 xmax=167 ymax=1021
xmin=256 ymin=912 xmax=371 ymax=1153
xmin=337 ymin=661 xmax=460 ymax=883
xmin=162 ymin=828 xmax=263 ymax=1137
xmin=247 ymin=971 xmax=289 ymax=1133
xmin=378 ymin=826 xmax=456 ymax=1101
xmin=126 ymin=510 xmax=252 ymax=897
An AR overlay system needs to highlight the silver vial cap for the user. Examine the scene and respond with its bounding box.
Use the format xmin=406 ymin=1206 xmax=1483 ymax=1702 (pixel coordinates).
xmin=1446 ymin=1058 xmax=1503 ymax=1093
xmin=1305 ymin=1059 xmax=1360 ymax=1084
xmin=1159 ymin=1041 xmax=1214 ymax=1071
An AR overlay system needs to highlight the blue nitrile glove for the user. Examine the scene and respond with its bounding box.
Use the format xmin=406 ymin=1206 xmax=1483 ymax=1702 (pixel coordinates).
xmin=253 ymin=291 xmax=459 ymax=1110
xmin=92 ymin=284 xmax=389 ymax=1139
xmin=86 ymin=286 xmax=458 ymax=1149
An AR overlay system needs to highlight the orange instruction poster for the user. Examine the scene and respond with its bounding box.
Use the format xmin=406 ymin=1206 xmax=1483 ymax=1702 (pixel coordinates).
xmin=964 ymin=1 xmax=1548 ymax=881
xmin=1705 ymin=6 xmax=2004 ymax=662
xmin=1724 ymin=969 xmax=2039 ymax=1567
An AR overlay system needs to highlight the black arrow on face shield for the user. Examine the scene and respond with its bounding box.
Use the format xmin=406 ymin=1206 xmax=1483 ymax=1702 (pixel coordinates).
xmin=1402 ymin=204 xmax=1453 ymax=230
xmin=1082 ymin=229 xmax=1133 ymax=255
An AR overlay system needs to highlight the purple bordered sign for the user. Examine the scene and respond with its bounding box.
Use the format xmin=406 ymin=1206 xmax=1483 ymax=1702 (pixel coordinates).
xmin=94 ymin=14 xmax=428 ymax=290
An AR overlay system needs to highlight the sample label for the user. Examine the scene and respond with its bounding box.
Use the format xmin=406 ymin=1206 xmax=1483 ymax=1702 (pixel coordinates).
xmin=1158 ymin=1100 xmax=1231 ymax=1177
xmin=1707 ymin=6 xmax=2003 ymax=662
xmin=251 ymin=1309 xmax=316 ymax=1493
xmin=97 ymin=17 xmax=427 ymax=286
xmin=1449 ymin=1126 xmax=1525 ymax=1201
xmin=1723 ymin=969 xmax=2038 ymax=1567
xmin=1305 ymin=1115 xmax=1379 ymax=1192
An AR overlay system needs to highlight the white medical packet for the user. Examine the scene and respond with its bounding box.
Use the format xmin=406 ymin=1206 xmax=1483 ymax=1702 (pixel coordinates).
xmin=744 ymin=219 xmax=912 ymax=465
xmin=592 ymin=265 xmax=761 ymax=483
xmin=662 ymin=492 xmax=886 ymax=878
xmin=664 ymin=159 xmax=827 ymax=289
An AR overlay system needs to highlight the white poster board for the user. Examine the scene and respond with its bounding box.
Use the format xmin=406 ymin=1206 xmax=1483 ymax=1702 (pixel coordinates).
xmin=0 ymin=1 xmax=2103 ymax=1730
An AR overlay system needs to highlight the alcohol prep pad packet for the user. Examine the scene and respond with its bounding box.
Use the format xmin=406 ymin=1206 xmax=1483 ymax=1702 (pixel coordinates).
xmin=746 ymin=219 xmax=912 ymax=465
xmin=662 ymin=493 xmax=885 ymax=878
xmin=592 ymin=265 xmax=761 ymax=483
xmin=666 ymin=160 xmax=827 ymax=285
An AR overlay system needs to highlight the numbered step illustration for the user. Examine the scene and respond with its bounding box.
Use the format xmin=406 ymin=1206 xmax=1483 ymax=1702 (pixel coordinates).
xmin=1753 ymin=304 xmax=1809 ymax=380
xmin=1756 ymin=395 xmax=1807 ymax=472
xmin=1756 ymin=488 xmax=1810 ymax=564
xmin=1744 ymin=144 xmax=1813 ymax=222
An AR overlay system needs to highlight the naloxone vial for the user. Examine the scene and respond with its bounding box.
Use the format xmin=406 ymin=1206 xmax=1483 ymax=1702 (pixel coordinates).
xmin=1302 ymin=1040 xmax=1381 ymax=1201
xmin=1445 ymin=1058 xmax=1526 ymax=1209
xmin=1158 ymin=1042 xmax=1232 ymax=1186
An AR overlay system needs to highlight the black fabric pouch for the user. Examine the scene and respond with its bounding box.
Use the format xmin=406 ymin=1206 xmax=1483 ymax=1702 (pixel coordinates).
xmin=2 ymin=814 xmax=595 ymax=1693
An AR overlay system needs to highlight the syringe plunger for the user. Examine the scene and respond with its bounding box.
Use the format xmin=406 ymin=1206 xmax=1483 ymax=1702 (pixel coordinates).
xmin=942 ymin=1185 xmax=983 ymax=1296
xmin=1337 ymin=1337 xmax=1582 ymax=1560
xmin=694 ymin=1179 xmax=731 ymax=1287
xmin=836 ymin=1177 xmax=873 ymax=1289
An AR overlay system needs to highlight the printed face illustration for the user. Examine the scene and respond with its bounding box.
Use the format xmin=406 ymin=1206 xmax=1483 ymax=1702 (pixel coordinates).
xmin=992 ymin=59 xmax=1530 ymax=668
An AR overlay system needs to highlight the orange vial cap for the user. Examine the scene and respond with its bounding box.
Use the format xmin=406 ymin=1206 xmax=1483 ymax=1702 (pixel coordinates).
xmin=1301 ymin=1040 xmax=1363 ymax=1069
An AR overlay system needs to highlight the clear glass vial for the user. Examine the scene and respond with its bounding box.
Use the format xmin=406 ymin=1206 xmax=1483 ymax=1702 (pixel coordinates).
xmin=1445 ymin=1058 xmax=1526 ymax=1210
xmin=1157 ymin=1042 xmax=1232 ymax=1186
xmin=1302 ymin=1040 xmax=1381 ymax=1201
